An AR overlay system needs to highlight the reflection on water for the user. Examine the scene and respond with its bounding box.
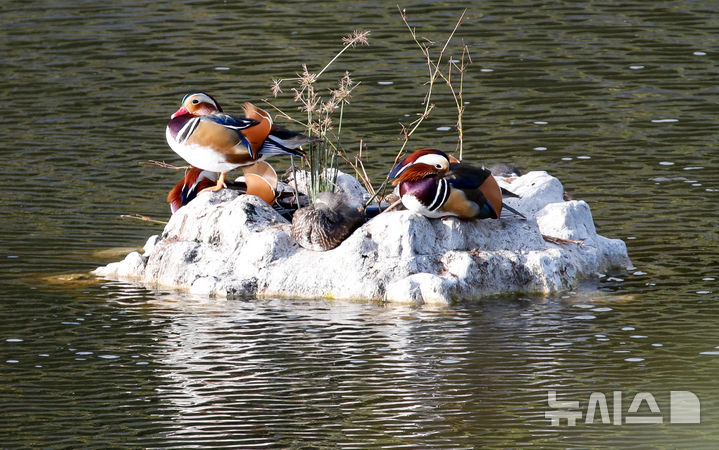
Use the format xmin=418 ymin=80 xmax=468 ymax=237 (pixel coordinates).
xmin=2 ymin=282 xmax=718 ymax=446
xmin=1 ymin=0 xmax=718 ymax=446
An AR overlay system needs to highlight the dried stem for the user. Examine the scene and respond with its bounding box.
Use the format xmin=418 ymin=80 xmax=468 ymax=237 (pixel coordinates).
xmin=396 ymin=6 xmax=466 ymax=160
xmin=445 ymin=43 xmax=472 ymax=159
xmin=336 ymin=139 xmax=375 ymax=197
xmin=120 ymin=214 xmax=168 ymax=225
xmin=317 ymin=30 xmax=370 ymax=79
xmin=266 ymin=31 xmax=368 ymax=203
xmin=368 ymin=7 xmax=467 ymax=207
xmin=260 ymin=100 xmax=306 ymax=126
xmin=542 ymin=235 xmax=585 ymax=246
xmin=379 ymin=198 xmax=403 ymax=214
xmin=141 ymin=160 xmax=190 ymax=170
xmin=428 ymin=41 xmax=472 ymax=160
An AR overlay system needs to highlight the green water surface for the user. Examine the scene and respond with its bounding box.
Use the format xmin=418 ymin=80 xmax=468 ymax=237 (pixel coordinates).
xmin=1 ymin=0 xmax=718 ymax=447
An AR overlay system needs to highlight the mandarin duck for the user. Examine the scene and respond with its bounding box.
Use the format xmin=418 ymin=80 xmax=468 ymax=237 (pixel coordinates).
xmin=167 ymin=167 xmax=218 ymax=213
xmin=390 ymin=148 xmax=525 ymax=220
xmin=489 ymin=163 xmax=522 ymax=178
xmin=167 ymin=161 xmax=279 ymax=213
xmin=166 ymin=92 xmax=311 ymax=193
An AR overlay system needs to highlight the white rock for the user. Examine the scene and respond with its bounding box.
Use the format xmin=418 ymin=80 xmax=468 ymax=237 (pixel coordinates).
xmin=94 ymin=171 xmax=631 ymax=304
xmin=93 ymin=251 xmax=145 ymax=280
xmin=286 ymin=168 xmax=370 ymax=203
xmin=500 ymin=170 xmax=565 ymax=216
xmin=386 ymin=273 xmax=455 ymax=304
xmin=143 ymin=235 xmax=159 ymax=257
xmin=536 ymin=200 xmax=595 ymax=241
xmin=190 ymin=276 xmax=224 ymax=296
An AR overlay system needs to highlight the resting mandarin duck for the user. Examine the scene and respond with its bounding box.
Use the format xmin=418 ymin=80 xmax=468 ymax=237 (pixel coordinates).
xmin=390 ymin=148 xmax=524 ymax=220
xmin=166 ymin=92 xmax=311 ymax=193
xmin=167 ymin=161 xmax=279 ymax=213
xmin=167 ymin=168 xmax=218 ymax=213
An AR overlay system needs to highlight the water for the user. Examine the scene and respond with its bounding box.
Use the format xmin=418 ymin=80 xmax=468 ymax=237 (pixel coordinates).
xmin=2 ymin=0 xmax=718 ymax=446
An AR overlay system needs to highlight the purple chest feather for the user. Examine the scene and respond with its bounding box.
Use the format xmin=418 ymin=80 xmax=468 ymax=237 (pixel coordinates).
xmin=399 ymin=177 xmax=439 ymax=206
xmin=167 ymin=116 xmax=191 ymax=138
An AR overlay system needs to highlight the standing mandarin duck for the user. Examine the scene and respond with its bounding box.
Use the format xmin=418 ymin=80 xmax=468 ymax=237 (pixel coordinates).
xmin=166 ymin=92 xmax=311 ymax=193
xmin=390 ymin=148 xmax=524 ymax=220
xmin=167 ymin=161 xmax=279 ymax=213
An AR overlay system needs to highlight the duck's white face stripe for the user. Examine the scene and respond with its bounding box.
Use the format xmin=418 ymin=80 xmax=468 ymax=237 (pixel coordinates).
xmin=177 ymin=117 xmax=200 ymax=143
xmin=414 ymin=153 xmax=449 ymax=171
xmin=428 ymin=178 xmax=450 ymax=211
xmin=186 ymin=93 xmax=217 ymax=109
xmin=394 ymin=152 xmax=450 ymax=177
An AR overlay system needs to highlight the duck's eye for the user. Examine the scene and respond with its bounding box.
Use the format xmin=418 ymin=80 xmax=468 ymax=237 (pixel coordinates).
xmin=435 ymin=164 xmax=443 ymax=169
xmin=192 ymin=99 xmax=200 ymax=104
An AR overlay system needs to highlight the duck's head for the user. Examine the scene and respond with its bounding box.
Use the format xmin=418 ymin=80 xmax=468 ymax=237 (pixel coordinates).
xmin=390 ymin=148 xmax=452 ymax=185
xmin=171 ymin=92 xmax=222 ymax=119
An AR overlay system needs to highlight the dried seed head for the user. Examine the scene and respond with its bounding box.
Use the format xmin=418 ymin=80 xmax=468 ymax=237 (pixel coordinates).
xmin=321 ymin=115 xmax=333 ymax=130
xmin=271 ymin=78 xmax=283 ymax=97
xmin=342 ymin=30 xmax=370 ymax=47
xmin=341 ymin=71 xmax=353 ymax=87
xmin=331 ymin=71 xmax=354 ymax=102
xmin=300 ymin=95 xmax=320 ymax=114
xmin=322 ymin=97 xmax=339 ymax=114
xmin=298 ymin=64 xmax=317 ymax=89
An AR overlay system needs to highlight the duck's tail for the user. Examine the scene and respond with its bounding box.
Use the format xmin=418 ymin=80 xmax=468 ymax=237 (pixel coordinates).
xmin=501 ymin=202 xmax=526 ymax=220
xmin=261 ymin=126 xmax=315 ymax=158
xmin=242 ymin=103 xmax=314 ymax=158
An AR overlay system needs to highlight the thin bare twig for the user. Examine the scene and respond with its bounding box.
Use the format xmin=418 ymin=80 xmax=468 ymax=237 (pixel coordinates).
xmin=335 ymin=140 xmax=375 ymax=197
xmin=398 ymin=7 xmax=465 ymax=154
xmin=356 ymin=155 xmax=375 ymax=197
xmin=141 ymin=160 xmax=190 ymax=170
xmin=542 ymin=235 xmax=584 ymax=246
xmin=379 ymin=198 xmax=403 ymax=214
xmin=120 ymin=214 xmax=168 ymax=225
xmin=260 ymin=99 xmax=306 ymax=126
xmin=368 ymin=7 xmax=467 ymax=207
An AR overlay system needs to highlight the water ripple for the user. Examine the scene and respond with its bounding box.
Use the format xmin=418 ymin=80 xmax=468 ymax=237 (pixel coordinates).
xmin=2 ymin=0 xmax=719 ymax=447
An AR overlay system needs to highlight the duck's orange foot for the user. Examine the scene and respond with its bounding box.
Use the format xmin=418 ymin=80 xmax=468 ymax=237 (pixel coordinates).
xmin=199 ymin=183 xmax=226 ymax=193
xmin=199 ymin=172 xmax=227 ymax=193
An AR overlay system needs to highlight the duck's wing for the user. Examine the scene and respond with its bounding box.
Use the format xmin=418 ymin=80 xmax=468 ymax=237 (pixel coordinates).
xmin=445 ymin=163 xmax=503 ymax=218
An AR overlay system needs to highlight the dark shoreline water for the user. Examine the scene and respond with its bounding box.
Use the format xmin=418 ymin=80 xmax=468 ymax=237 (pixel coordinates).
xmin=1 ymin=0 xmax=717 ymax=446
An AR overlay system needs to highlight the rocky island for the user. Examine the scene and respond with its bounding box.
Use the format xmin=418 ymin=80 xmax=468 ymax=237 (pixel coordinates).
xmin=94 ymin=171 xmax=630 ymax=305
